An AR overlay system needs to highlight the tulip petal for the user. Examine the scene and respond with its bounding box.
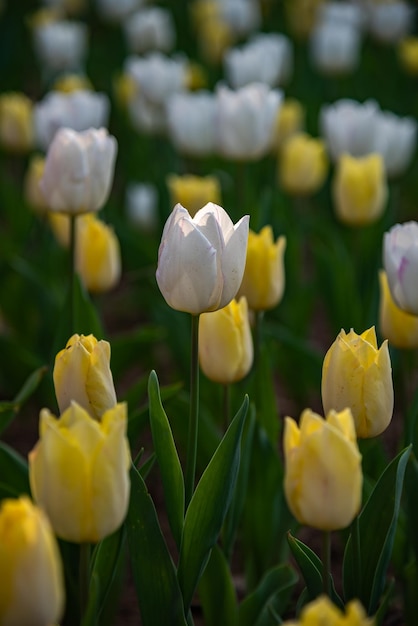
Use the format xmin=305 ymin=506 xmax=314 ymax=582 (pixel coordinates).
xmin=218 ymin=215 xmax=250 ymax=309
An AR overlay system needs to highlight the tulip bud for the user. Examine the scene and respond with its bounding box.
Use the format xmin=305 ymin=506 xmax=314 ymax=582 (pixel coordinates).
xmin=156 ymin=202 xmax=249 ymax=315
xmin=283 ymin=595 xmax=373 ymax=626
xmin=383 ymin=221 xmax=418 ymax=315
xmin=284 ymin=408 xmax=362 ymax=530
xmin=279 ymin=133 xmax=328 ymax=196
xmin=379 ymin=270 xmax=418 ymax=349
xmin=0 ymin=496 xmax=64 ymax=626
xmin=0 ymin=92 xmax=34 ymax=153
xmin=332 ymin=153 xmax=388 ymax=226
xmin=167 ymin=174 xmax=221 ymax=217
xmin=199 ymin=297 xmax=253 ymax=383
xmin=237 ymin=226 xmax=286 ymax=311
xmin=40 ymin=127 xmax=117 ymax=215
xmin=321 ymin=327 xmax=394 ymax=438
xmin=29 ymin=402 xmax=131 ymax=543
xmin=53 ymin=333 xmax=117 ymax=420
xmin=76 ymin=214 xmax=122 ymax=293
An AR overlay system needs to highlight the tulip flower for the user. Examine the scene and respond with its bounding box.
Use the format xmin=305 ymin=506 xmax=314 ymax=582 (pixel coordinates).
xmin=24 ymin=155 xmax=48 ymax=213
xmin=283 ymin=595 xmax=373 ymax=626
xmin=383 ymin=221 xmax=418 ymax=315
xmin=237 ymin=226 xmax=286 ymax=311
xmin=284 ymin=408 xmax=362 ymax=530
xmin=29 ymin=402 xmax=131 ymax=543
xmin=279 ymin=133 xmax=328 ymax=196
xmin=0 ymin=92 xmax=33 ymax=153
xmin=199 ymin=297 xmax=253 ymax=383
xmin=332 ymin=153 xmax=387 ymax=226
xmin=273 ymin=98 xmax=305 ymax=149
xmin=373 ymin=111 xmax=416 ymax=179
xmin=368 ymin=1 xmax=413 ymax=44
xmin=33 ymin=19 xmax=88 ymax=75
xmin=310 ymin=21 xmax=361 ymax=76
xmin=379 ymin=270 xmax=418 ymax=349
xmin=53 ymin=333 xmax=117 ymax=420
xmin=167 ymin=174 xmax=221 ymax=217
xmin=166 ymin=91 xmax=217 ymax=156
xmin=285 ymin=0 xmax=323 ymax=39
xmin=40 ymin=127 xmax=117 ymax=214
xmin=126 ymin=182 xmax=159 ymax=232
xmin=124 ymin=7 xmax=175 ymax=54
xmin=156 ymin=202 xmax=249 ymax=315
xmin=398 ymin=36 xmax=418 ymax=75
xmin=0 ymin=496 xmax=64 ymax=626
xmin=76 ymin=214 xmax=122 ymax=293
xmin=322 ymin=327 xmax=393 ymax=438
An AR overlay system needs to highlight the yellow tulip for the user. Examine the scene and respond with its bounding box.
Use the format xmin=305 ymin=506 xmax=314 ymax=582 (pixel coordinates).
xmin=284 ymin=408 xmax=362 ymax=530
xmin=285 ymin=0 xmax=324 ymax=39
xmin=167 ymin=174 xmax=221 ymax=217
xmin=185 ymin=62 xmax=208 ymax=90
xmin=199 ymin=297 xmax=253 ymax=383
xmin=237 ymin=226 xmax=286 ymax=311
xmin=398 ymin=36 xmax=418 ymax=75
xmin=24 ymin=155 xmax=48 ymax=213
xmin=379 ymin=270 xmax=418 ymax=349
xmin=0 ymin=496 xmax=64 ymax=626
xmin=53 ymin=333 xmax=117 ymax=420
xmin=76 ymin=213 xmax=122 ymax=293
xmin=29 ymin=402 xmax=131 ymax=543
xmin=283 ymin=595 xmax=373 ymax=626
xmin=0 ymin=92 xmax=33 ymax=153
xmin=274 ymin=98 xmax=305 ymax=149
xmin=199 ymin=18 xmax=233 ymax=66
xmin=53 ymin=73 xmax=93 ymax=93
xmin=113 ymin=72 xmax=137 ymax=110
xmin=332 ymin=153 xmax=387 ymax=226
xmin=321 ymin=327 xmax=394 ymax=438
xmin=279 ymin=133 xmax=328 ymax=196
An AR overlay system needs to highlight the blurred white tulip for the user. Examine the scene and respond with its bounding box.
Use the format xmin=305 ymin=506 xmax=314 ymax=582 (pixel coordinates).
xmin=167 ymin=91 xmax=217 ymax=156
xmin=311 ymin=21 xmax=361 ymax=75
xmin=218 ymin=0 xmax=261 ymax=37
xmin=95 ymin=0 xmax=144 ymax=22
xmin=374 ymin=111 xmax=417 ymax=178
xmin=368 ymin=1 xmax=413 ymax=43
xmin=33 ymin=20 xmax=88 ymax=76
xmin=124 ymin=7 xmax=175 ymax=54
xmin=126 ymin=183 xmax=159 ymax=232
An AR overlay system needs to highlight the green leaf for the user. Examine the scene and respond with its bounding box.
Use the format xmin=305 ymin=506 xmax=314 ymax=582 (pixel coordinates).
xmin=148 ymin=370 xmax=184 ymax=549
xmin=0 ymin=442 xmax=30 ymax=499
xmin=404 ymin=456 xmax=418 ymax=562
xmin=177 ymin=396 xmax=248 ymax=611
xmin=0 ymin=366 xmax=47 ymax=435
xmin=81 ymin=527 xmax=126 ymax=626
xmin=343 ymin=445 xmax=411 ymax=613
xmin=126 ymin=464 xmax=187 ymax=626
xmin=198 ymin=544 xmax=238 ymax=626
xmin=287 ymin=533 xmax=342 ymax=608
xmin=253 ymin=344 xmax=279 ymax=445
xmin=238 ymin=563 xmax=298 ymax=626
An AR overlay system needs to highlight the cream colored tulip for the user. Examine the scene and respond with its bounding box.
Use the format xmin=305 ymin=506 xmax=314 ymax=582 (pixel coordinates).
xmin=199 ymin=297 xmax=253 ymax=383
xmin=0 ymin=496 xmax=64 ymax=626
xmin=76 ymin=214 xmax=121 ymax=293
xmin=237 ymin=226 xmax=286 ymax=311
xmin=379 ymin=270 xmax=418 ymax=349
xmin=322 ymin=327 xmax=393 ymax=438
xmin=53 ymin=333 xmax=117 ymax=420
xmin=29 ymin=402 xmax=131 ymax=543
xmin=284 ymin=408 xmax=362 ymax=530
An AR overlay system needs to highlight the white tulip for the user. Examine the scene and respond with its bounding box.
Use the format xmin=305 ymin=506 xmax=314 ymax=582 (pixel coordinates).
xmin=125 ymin=53 xmax=187 ymax=106
xmin=167 ymin=91 xmax=217 ymax=156
xmin=95 ymin=0 xmax=144 ymax=22
xmin=34 ymin=90 xmax=110 ymax=151
xmin=317 ymin=1 xmax=366 ymax=29
xmin=124 ymin=7 xmax=175 ymax=54
xmin=225 ymin=33 xmax=293 ymax=88
xmin=320 ymin=98 xmax=380 ymax=160
xmin=373 ymin=111 xmax=417 ymax=178
xmin=33 ymin=20 xmax=88 ymax=75
xmin=383 ymin=221 xmax=418 ymax=315
xmin=219 ymin=0 xmax=261 ymax=37
xmin=311 ymin=22 xmax=361 ymax=75
xmin=368 ymin=1 xmax=413 ymax=43
xmin=156 ymin=203 xmax=249 ymax=315
xmin=40 ymin=127 xmax=117 ymax=214
xmin=216 ymin=82 xmax=282 ymax=160
xmin=126 ymin=183 xmax=159 ymax=232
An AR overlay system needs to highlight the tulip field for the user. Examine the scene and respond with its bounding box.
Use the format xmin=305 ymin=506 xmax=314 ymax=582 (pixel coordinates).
xmin=2 ymin=0 xmax=418 ymax=624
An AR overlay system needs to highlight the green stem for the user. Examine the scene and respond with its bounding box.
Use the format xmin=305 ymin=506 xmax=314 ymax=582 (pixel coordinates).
xmin=79 ymin=542 xmax=91 ymax=621
xmin=253 ymin=310 xmax=264 ymax=370
xmin=322 ymin=531 xmax=331 ymax=596
xmin=69 ymin=213 xmax=77 ymax=334
xmin=351 ymin=514 xmax=362 ymax=597
xmin=222 ymin=384 xmax=231 ymax=432
xmin=185 ymin=314 xmax=200 ymax=508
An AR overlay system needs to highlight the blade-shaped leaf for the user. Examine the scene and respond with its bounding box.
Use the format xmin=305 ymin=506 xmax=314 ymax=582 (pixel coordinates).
xmin=126 ymin=464 xmax=187 ymax=626
xmin=238 ymin=563 xmax=298 ymax=626
xmin=343 ymin=446 xmax=411 ymax=613
xmin=0 ymin=366 xmax=47 ymax=436
xmin=287 ymin=533 xmax=342 ymax=608
xmin=198 ymin=544 xmax=238 ymax=626
xmin=177 ymin=396 xmax=248 ymax=611
xmin=148 ymin=370 xmax=184 ymax=549
xmin=0 ymin=442 xmax=30 ymax=499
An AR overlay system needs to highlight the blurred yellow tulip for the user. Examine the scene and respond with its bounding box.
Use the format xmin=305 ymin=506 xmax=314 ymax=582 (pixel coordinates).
xmin=279 ymin=133 xmax=328 ymax=196
xmin=398 ymin=36 xmax=418 ymax=75
xmin=53 ymin=73 xmax=93 ymax=93
xmin=53 ymin=333 xmax=117 ymax=420
xmin=274 ymin=98 xmax=305 ymax=149
xmin=285 ymin=0 xmax=324 ymax=39
xmin=332 ymin=153 xmax=387 ymax=226
xmin=24 ymin=155 xmax=48 ymax=213
xmin=379 ymin=270 xmax=418 ymax=349
xmin=283 ymin=595 xmax=373 ymax=626
xmin=29 ymin=402 xmax=131 ymax=543
xmin=0 ymin=92 xmax=33 ymax=153
xmin=322 ymin=327 xmax=394 ymax=438
xmin=0 ymin=496 xmax=64 ymax=626
xmin=199 ymin=297 xmax=253 ymax=383
xmin=237 ymin=226 xmax=286 ymax=311
xmin=284 ymin=408 xmax=362 ymax=530
xmin=167 ymin=174 xmax=221 ymax=217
